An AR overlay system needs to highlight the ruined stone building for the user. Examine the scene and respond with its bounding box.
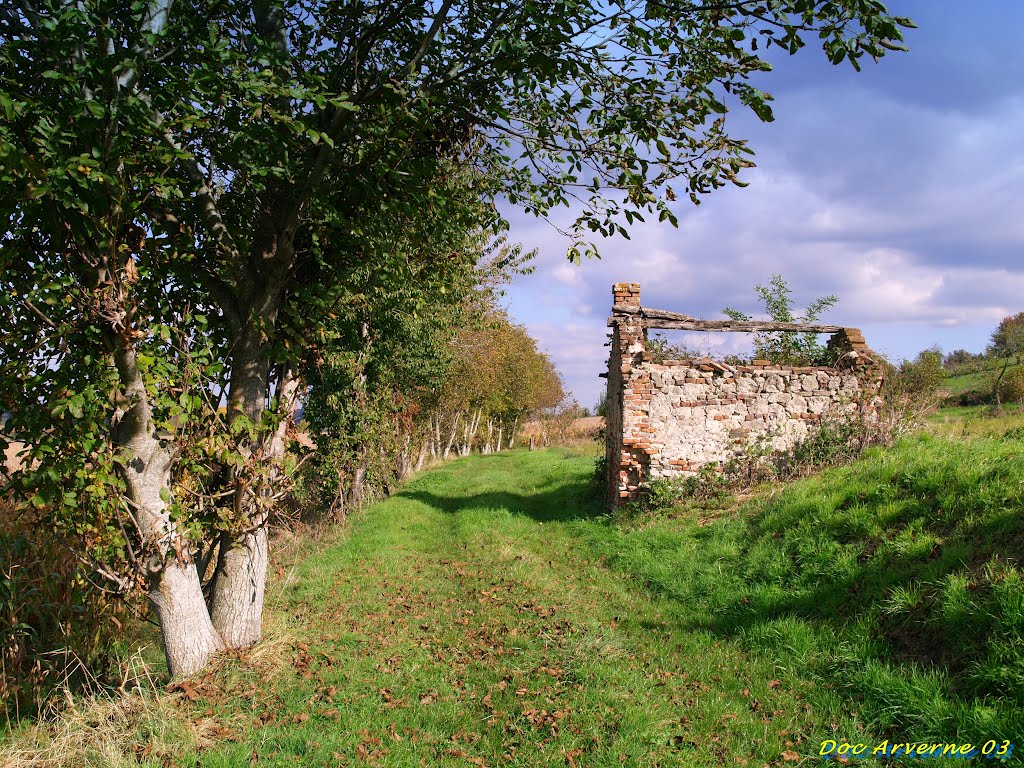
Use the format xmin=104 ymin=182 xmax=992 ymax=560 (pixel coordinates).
xmin=603 ymin=284 xmax=883 ymax=506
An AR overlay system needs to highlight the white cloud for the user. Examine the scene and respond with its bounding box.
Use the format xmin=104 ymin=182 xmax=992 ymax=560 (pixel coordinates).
xmin=502 ymin=28 xmax=1024 ymax=403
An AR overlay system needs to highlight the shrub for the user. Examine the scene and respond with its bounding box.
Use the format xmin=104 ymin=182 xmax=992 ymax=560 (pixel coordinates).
xmin=874 ymin=349 xmax=944 ymax=437
xmin=722 ymin=275 xmax=838 ymax=366
xmin=998 ymin=367 xmax=1024 ymax=404
xmin=0 ymin=497 xmax=130 ymax=722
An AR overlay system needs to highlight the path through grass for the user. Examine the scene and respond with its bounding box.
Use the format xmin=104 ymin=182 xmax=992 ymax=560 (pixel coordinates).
xmin=177 ymin=448 xmax=862 ymax=767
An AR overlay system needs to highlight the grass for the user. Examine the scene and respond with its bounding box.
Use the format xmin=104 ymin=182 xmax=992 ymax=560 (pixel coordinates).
xmin=150 ymin=447 xmax=858 ymax=767
xmin=928 ymin=403 xmax=1024 ymax=438
xmin=940 ymin=359 xmax=1022 ymax=400
xmin=5 ymin=424 xmax=1024 ymax=766
xmin=584 ymin=432 xmax=1024 ymax=751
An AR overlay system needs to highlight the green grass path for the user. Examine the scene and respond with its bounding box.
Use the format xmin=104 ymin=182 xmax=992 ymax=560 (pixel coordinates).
xmin=185 ymin=448 xmax=860 ymax=767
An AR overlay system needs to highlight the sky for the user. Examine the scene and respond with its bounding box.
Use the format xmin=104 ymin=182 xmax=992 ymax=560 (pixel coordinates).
xmin=500 ymin=1 xmax=1024 ymax=411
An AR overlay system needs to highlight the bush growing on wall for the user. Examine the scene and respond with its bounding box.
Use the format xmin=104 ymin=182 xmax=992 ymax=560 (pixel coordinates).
xmin=723 ymin=275 xmax=839 ymax=366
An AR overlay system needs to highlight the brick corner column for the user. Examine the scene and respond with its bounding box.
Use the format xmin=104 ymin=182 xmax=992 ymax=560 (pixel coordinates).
xmin=605 ymin=283 xmax=649 ymax=506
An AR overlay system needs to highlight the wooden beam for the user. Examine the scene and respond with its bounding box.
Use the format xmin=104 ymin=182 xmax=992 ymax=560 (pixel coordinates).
xmin=642 ymin=318 xmax=844 ymax=333
xmin=613 ymin=306 xmax=698 ymax=322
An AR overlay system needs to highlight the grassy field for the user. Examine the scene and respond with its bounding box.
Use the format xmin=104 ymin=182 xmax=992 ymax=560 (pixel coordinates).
xmin=5 ymin=428 xmax=1024 ymax=766
xmin=940 ymin=359 xmax=1022 ymax=400
xmin=929 ymin=403 xmax=1024 ymax=438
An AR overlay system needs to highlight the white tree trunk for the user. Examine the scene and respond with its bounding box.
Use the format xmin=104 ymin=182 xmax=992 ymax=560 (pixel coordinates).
xmin=443 ymin=411 xmax=461 ymax=460
xmin=463 ymin=409 xmax=482 ymax=455
xmin=150 ymin=560 xmax=224 ymax=678
xmin=399 ymin=433 xmax=412 ymax=479
xmin=483 ymin=419 xmax=493 ymax=453
xmin=210 ymin=362 xmax=298 ymax=648
xmin=209 ymin=526 xmax=268 ymax=647
xmin=111 ymin=339 xmax=223 ymax=678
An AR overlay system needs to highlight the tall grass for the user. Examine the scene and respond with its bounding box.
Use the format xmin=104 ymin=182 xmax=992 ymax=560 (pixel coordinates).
xmin=582 ymin=431 xmax=1024 ymax=742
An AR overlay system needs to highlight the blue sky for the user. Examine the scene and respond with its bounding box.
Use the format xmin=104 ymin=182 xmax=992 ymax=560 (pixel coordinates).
xmin=501 ymin=1 xmax=1024 ymax=410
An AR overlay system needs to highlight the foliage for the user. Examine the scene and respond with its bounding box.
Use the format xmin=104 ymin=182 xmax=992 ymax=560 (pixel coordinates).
xmin=991 ymin=312 xmax=1024 ymax=362
xmin=998 ymin=366 xmax=1024 ymax=405
xmin=645 ymin=334 xmax=697 ymax=364
xmin=722 ymin=275 xmax=838 ymax=365
xmin=299 ymin=236 xmax=545 ymax=522
xmin=0 ymin=498 xmax=133 ymax=721
xmin=989 ymin=313 xmax=1024 ymax=410
xmin=943 ymin=348 xmax=986 ymax=371
xmin=445 ymin=312 xmax=565 ymax=437
xmin=941 ymin=357 xmax=1024 ymax=407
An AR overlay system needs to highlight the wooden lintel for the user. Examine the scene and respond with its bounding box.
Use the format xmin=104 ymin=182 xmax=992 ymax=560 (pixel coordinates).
xmin=642 ymin=318 xmax=844 ymax=333
xmin=613 ymin=306 xmax=698 ymax=322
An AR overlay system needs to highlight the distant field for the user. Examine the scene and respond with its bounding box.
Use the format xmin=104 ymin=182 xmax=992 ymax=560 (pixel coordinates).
xmin=929 ymin=403 xmax=1024 ymax=437
xmin=940 ymin=359 xmax=1022 ymax=399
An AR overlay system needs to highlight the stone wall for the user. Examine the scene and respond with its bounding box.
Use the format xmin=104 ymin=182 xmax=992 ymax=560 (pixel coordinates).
xmin=603 ymin=284 xmax=881 ymax=506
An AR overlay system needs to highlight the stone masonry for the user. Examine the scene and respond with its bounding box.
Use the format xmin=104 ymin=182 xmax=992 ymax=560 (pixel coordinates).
xmin=603 ymin=284 xmax=882 ymax=506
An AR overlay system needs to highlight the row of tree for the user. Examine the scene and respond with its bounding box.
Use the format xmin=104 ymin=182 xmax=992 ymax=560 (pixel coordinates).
xmin=943 ymin=313 xmax=1024 ymax=371
xmin=302 ymin=267 xmax=566 ymax=523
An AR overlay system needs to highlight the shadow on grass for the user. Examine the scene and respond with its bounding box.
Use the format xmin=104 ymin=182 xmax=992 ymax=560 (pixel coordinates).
xmin=398 ymin=478 xmax=605 ymax=523
xmin=626 ymin=481 xmax=1024 ymax=703
xmin=393 ymin=448 xmax=607 ymax=523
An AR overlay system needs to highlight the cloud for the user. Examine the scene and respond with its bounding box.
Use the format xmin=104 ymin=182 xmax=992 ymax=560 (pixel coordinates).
xmin=502 ymin=4 xmax=1024 ymax=405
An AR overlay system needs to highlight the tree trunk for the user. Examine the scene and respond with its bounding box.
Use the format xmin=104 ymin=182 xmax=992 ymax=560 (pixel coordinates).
xmin=208 ymin=526 xmax=268 ymax=647
xmin=993 ymin=358 xmax=1010 ymax=412
xmin=351 ymin=466 xmax=366 ymax=506
xmin=443 ymin=412 xmax=460 ymax=460
xmin=209 ymin=325 xmax=276 ymax=648
xmin=150 ymin=560 xmax=225 ymax=679
xmin=329 ymin=476 xmax=347 ymax=525
xmin=399 ymin=433 xmax=412 ymax=479
xmin=110 ymin=338 xmax=223 ymax=678
xmin=496 ymin=425 xmax=504 ymax=453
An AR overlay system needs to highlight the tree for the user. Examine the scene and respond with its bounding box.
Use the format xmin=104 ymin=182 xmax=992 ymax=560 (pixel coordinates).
xmin=437 ymin=309 xmax=564 ymax=454
xmin=989 ymin=312 xmax=1024 ymax=409
xmin=0 ymin=0 xmax=912 ymax=678
xmin=301 ymin=229 xmax=532 ymax=519
xmin=723 ymin=275 xmax=838 ymax=365
xmin=943 ymin=349 xmax=983 ymax=370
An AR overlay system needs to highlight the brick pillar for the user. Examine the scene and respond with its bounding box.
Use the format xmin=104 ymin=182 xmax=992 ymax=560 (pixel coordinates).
xmin=827 ymin=327 xmax=870 ymax=358
xmin=605 ymin=284 xmax=648 ymax=506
